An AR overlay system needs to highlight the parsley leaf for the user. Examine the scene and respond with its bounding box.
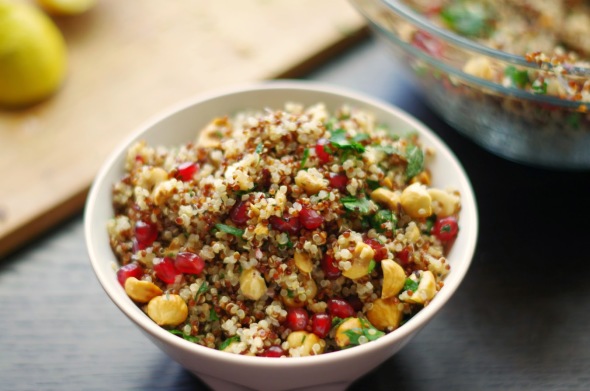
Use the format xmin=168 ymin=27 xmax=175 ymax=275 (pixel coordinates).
xmin=341 ymin=318 xmax=385 ymax=347
xmin=330 ymin=129 xmax=365 ymax=153
xmin=440 ymin=2 xmax=494 ymax=37
xmin=169 ymin=330 xmax=200 ymax=343
xmin=219 ymin=335 xmax=241 ymax=351
xmin=405 ymin=144 xmax=424 ymax=180
xmin=403 ymin=278 xmax=419 ymax=292
xmin=255 ymin=143 xmax=263 ymax=154
xmin=505 ymin=66 xmax=529 ymax=88
xmin=209 ymin=308 xmax=219 ymax=321
xmin=372 ymin=144 xmax=399 ymax=155
xmin=300 ymin=148 xmax=310 ymax=169
xmin=341 ymin=196 xmax=372 ymax=215
xmin=196 ymin=281 xmax=209 ymax=298
xmin=215 ymin=223 xmax=244 ymax=238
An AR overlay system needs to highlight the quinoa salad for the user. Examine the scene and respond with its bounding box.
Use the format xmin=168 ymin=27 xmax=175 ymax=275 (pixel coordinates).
xmin=107 ymin=102 xmax=461 ymax=357
xmin=400 ymin=0 xmax=590 ymax=102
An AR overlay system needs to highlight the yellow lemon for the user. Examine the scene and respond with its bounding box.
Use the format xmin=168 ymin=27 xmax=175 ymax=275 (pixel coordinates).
xmin=36 ymin=0 xmax=96 ymax=16
xmin=0 ymin=0 xmax=67 ymax=107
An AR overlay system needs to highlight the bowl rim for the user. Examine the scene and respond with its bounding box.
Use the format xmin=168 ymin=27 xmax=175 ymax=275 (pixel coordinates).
xmin=84 ymin=79 xmax=479 ymax=368
xmin=351 ymin=0 xmax=590 ymax=110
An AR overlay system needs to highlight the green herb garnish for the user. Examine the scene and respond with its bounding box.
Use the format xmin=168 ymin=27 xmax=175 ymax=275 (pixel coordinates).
xmin=341 ymin=196 xmax=372 ymax=215
xmin=505 ymin=66 xmax=529 ymax=88
xmin=169 ymin=330 xmax=200 ymax=343
xmin=215 ymin=223 xmax=244 ymax=238
xmin=405 ymin=144 xmax=424 ymax=179
xmin=371 ymin=209 xmax=397 ymax=232
xmin=368 ymin=259 xmax=376 ymax=274
xmin=300 ymin=148 xmax=310 ymax=169
xmin=403 ymin=278 xmax=419 ymax=292
xmin=219 ymin=335 xmax=241 ymax=351
xmin=531 ymin=79 xmax=547 ymax=95
xmin=255 ymin=143 xmax=263 ymax=154
xmin=209 ymin=308 xmax=219 ymax=321
xmin=440 ymin=2 xmax=494 ymax=37
xmin=196 ymin=281 xmax=209 ymax=298
xmin=329 ymin=129 xmax=366 ymax=153
xmin=366 ymin=179 xmax=380 ymax=190
xmin=372 ymin=144 xmax=399 ymax=155
xmin=341 ymin=318 xmax=385 ymax=347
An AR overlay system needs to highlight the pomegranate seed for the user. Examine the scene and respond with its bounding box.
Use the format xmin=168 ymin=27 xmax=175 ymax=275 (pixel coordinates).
xmin=412 ymin=31 xmax=443 ymax=58
xmin=229 ymin=200 xmax=249 ymax=225
xmin=329 ymin=173 xmax=348 ymax=191
xmin=269 ymin=215 xmax=300 ymax=235
xmin=321 ymin=254 xmax=341 ymax=280
xmin=117 ymin=263 xmax=143 ymax=286
xmin=286 ymin=307 xmax=309 ymax=331
xmin=175 ymin=162 xmax=198 ymax=181
xmin=363 ymin=238 xmax=387 ymax=261
xmin=175 ymin=252 xmax=205 ymax=275
xmin=396 ymin=246 xmax=412 ymax=266
xmin=327 ymin=298 xmax=355 ymax=319
xmin=315 ymin=138 xmax=331 ymax=164
xmin=153 ymin=257 xmax=181 ymax=284
xmin=347 ymin=296 xmax=364 ymax=312
xmin=259 ymin=346 xmax=286 ymax=358
xmin=134 ymin=220 xmax=158 ymax=250
xmin=311 ymin=313 xmax=332 ymax=338
xmin=299 ymin=207 xmax=324 ymax=230
xmin=431 ymin=216 xmax=459 ymax=242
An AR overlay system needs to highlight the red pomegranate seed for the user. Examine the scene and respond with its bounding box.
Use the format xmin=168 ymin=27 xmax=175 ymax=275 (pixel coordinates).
xmin=269 ymin=215 xmax=301 ymax=235
xmin=229 ymin=200 xmax=249 ymax=225
xmin=117 ymin=263 xmax=143 ymax=286
xmin=299 ymin=207 xmax=324 ymax=230
xmin=321 ymin=254 xmax=341 ymax=280
xmin=328 ymin=173 xmax=348 ymax=191
xmin=327 ymin=298 xmax=355 ymax=319
xmin=396 ymin=246 xmax=412 ymax=266
xmin=174 ymin=252 xmax=205 ymax=275
xmin=286 ymin=307 xmax=309 ymax=331
xmin=412 ymin=31 xmax=443 ymax=58
xmin=347 ymin=296 xmax=364 ymax=312
xmin=259 ymin=346 xmax=286 ymax=358
xmin=311 ymin=313 xmax=332 ymax=338
xmin=175 ymin=162 xmax=198 ymax=181
xmin=153 ymin=257 xmax=181 ymax=284
xmin=363 ymin=238 xmax=387 ymax=261
xmin=431 ymin=216 xmax=459 ymax=242
xmin=315 ymin=138 xmax=331 ymax=164
xmin=134 ymin=220 xmax=158 ymax=250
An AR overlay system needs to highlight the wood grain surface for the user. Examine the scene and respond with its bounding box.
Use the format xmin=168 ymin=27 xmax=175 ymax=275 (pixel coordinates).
xmin=0 ymin=0 xmax=367 ymax=258
xmin=1 ymin=38 xmax=589 ymax=391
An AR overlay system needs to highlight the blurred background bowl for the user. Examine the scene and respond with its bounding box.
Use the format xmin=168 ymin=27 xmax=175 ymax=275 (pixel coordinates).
xmin=85 ymin=81 xmax=478 ymax=391
xmin=350 ymin=0 xmax=590 ymax=169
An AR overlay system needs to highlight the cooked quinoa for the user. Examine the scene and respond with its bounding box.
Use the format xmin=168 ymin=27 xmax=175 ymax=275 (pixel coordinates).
xmin=400 ymin=0 xmax=590 ymax=102
xmin=107 ymin=102 xmax=461 ymax=357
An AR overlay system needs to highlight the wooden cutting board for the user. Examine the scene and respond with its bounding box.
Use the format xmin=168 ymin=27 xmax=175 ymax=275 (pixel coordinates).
xmin=0 ymin=0 xmax=367 ymax=258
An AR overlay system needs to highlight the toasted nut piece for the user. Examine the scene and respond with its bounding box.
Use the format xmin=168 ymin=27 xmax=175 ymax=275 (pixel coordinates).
xmin=287 ymin=331 xmax=325 ymax=356
xmin=137 ymin=167 xmax=168 ymax=190
xmin=334 ymin=317 xmax=362 ymax=348
xmin=400 ymin=182 xmax=432 ymax=219
xmin=370 ymin=187 xmax=401 ymax=210
xmin=294 ymin=169 xmax=328 ymax=195
xmin=428 ymin=188 xmax=460 ymax=218
xmin=342 ymin=242 xmax=375 ymax=280
xmin=152 ymin=179 xmax=179 ymax=206
xmin=253 ymin=223 xmax=269 ymax=237
xmin=367 ymin=298 xmax=403 ymax=331
xmin=197 ymin=121 xmax=223 ymax=149
xmin=405 ymin=222 xmax=421 ymax=243
xmin=463 ymin=56 xmax=494 ymax=80
xmin=124 ymin=277 xmax=163 ymax=303
xmin=406 ymin=271 xmax=437 ymax=304
xmin=239 ymin=268 xmax=267 ymax=301
xmin=165 ymin=234 xmax=187 ymax=256
xmin=381 ymin=260 xmax=406 ymax=299
xmin=411 ymin=171 xmax=431 ymax=186
xmin=147 ymin=294 xmax=188 ymax=327
xmin=294 ymin=251 xmax=313 ymax=273
xmin=282 ymin=275 xmax=317 ymax=308
xmin=381 ymin=177 xmax=394 ymax=190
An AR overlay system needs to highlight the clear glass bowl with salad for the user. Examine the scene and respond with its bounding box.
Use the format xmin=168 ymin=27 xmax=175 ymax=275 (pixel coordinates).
xmin=350 ymin=0 xmax=590 ymax=169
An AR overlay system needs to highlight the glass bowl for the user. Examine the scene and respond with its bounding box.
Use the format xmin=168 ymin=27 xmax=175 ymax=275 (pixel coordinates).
xmin=350 ymin=0 xmax=590 ymax=169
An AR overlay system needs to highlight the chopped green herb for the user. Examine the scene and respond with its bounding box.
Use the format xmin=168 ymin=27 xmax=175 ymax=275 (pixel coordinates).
xmin=209 ymin=308 xmax=219 ymax=321
xmin=169 ymin=330 xmax=200 ymax=343
xmin=341 ymin=196 xmax=372 ymax=215
xmin=366 ymin=179 xmax=380 ymax=190
xmin=219 ymin=335 xmax=240 ymax=351
xmin=196 ymin=281 xmax=209 ymax=297
xmin=287 ymin=289 xmax=295 ymax=298
xmin=368 ymin=259 xmax=376 ymax=274
xmin=215 ymin=223 xmax=244 ymax=238
xmin=531 ymin=79 xmax=547 ymax=95
xmin=341 ymin=318 xmax=385 ymax=347
xmin=405 ymin=144 xmax=424 ymax=179
xmin=423 ymin=215 xmax=437 ymax=235
xmin=372 ymin=144 xmax=399 ymax=155
xmin=255 ymin=143 xmax=263 ymax=154
xmin=440 ymin=2 xmax=494 ymax=37
xmin=300 ymin=148 xmax=310 ymax=169
xmin=353 ymin=133 xmax=370 ymax=142
xmin=403 ymin=278 xmax=419 ymax=292
xmin=371 ymin=209 xmax=397 ymax=232
xmin=505 ymin=66 xmax=529 ymax=88
xmin=330 ymin=129 xmax=366 ymax=153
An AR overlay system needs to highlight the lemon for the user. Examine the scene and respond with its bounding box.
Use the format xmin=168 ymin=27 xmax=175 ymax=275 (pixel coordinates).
xmin=0 ymin=0 xmax=67 ymax=107
xmin=36 ymin=0 xmax=96 ymax=16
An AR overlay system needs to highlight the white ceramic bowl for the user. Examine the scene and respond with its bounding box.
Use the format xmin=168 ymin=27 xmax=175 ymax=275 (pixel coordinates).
xmin=84 ymin=80 xmax=478 ymax=391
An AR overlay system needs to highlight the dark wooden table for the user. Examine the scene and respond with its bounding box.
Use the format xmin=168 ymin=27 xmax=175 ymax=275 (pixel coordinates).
xmin=2 ymin=37 xmax=589 ymax=391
